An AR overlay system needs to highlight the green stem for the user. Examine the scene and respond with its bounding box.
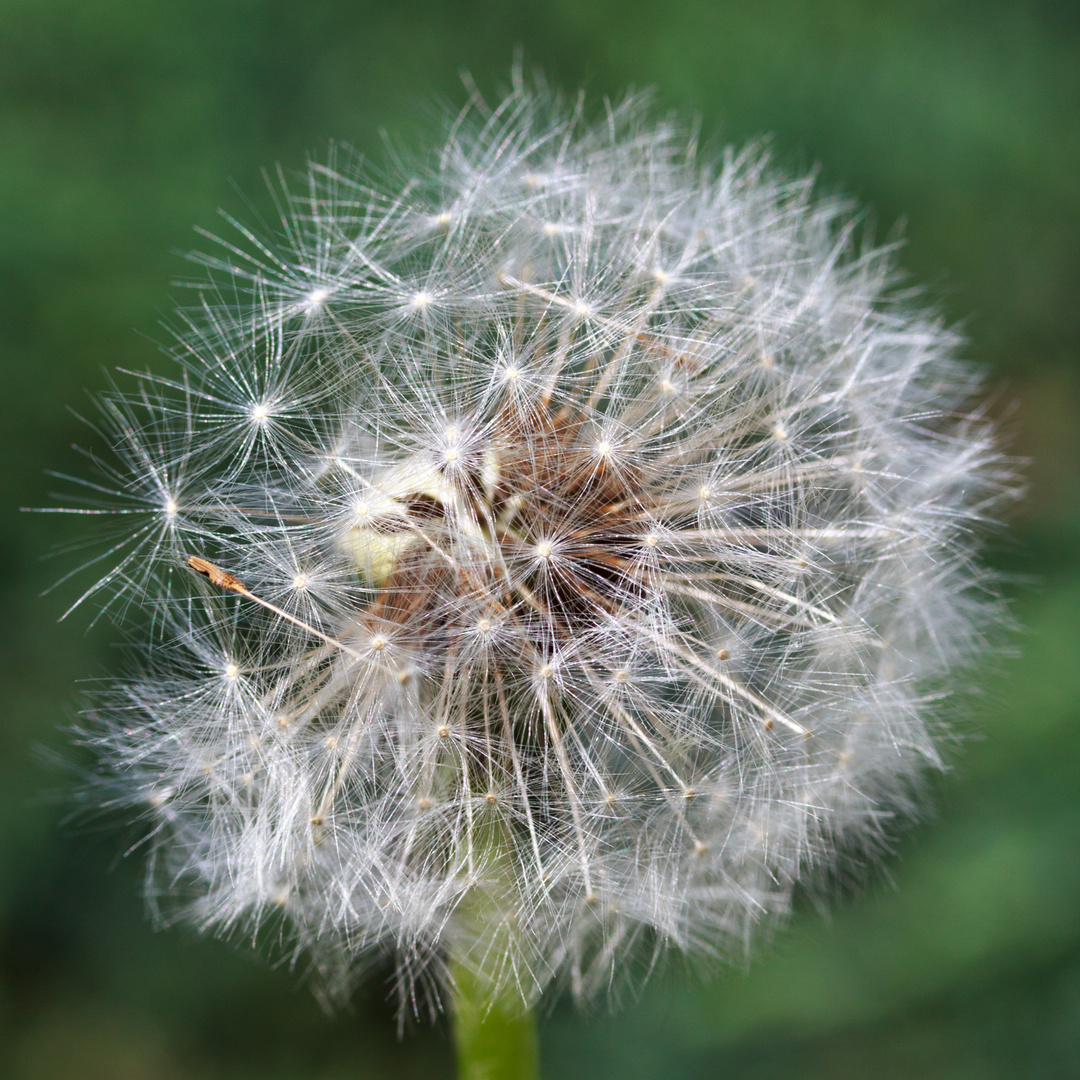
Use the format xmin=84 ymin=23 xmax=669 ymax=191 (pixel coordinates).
xmin=449 ymin=953 xmax=539 ymax=1080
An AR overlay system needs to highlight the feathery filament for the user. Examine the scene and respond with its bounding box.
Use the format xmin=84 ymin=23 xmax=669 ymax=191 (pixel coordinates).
xmin=59 ymin=83 xmax=1013 ymax=1010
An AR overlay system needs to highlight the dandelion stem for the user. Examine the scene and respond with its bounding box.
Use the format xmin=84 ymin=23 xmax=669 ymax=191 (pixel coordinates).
xmin=450 ymin=947 xmax=539 ymax=1080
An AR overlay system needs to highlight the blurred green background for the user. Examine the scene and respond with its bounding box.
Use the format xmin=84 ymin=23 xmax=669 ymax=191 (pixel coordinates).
xmin=1 ymin=1 xmax=1078 ymax=1077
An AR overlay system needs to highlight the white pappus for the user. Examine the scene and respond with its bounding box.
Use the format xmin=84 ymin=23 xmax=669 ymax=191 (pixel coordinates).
xmin=57 ymin=78 xmax=1015 ymax=1013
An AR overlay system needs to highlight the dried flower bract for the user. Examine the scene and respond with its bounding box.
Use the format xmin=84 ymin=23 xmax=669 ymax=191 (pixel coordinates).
xmin=60 ymin=79 xmax=1013 ymax=1011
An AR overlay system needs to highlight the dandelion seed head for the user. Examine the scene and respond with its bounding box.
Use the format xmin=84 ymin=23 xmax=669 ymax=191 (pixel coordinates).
xmin=56 ymin=78 xmax=1014 ymax=1016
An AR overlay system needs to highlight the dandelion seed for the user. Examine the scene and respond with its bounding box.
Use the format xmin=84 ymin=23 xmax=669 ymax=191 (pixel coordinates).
xmin=55 ymin=78 xmax=1014 ymax=1022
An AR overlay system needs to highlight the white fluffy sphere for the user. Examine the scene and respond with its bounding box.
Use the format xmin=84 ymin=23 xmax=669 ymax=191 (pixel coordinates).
xmin=65 ymin=82 xmax=1013 ymax=1010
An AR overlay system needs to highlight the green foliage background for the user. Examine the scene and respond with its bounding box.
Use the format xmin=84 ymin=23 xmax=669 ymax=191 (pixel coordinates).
xmin=1 ymin=2 xmax=1077 ymax=1076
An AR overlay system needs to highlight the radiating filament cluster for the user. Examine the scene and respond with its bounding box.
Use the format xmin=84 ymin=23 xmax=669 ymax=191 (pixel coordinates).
xmin=62 ymin=83 xmax=1012 ymax=1009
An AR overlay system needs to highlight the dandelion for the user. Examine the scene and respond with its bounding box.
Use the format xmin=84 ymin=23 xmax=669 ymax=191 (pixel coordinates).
xmin=53 ymin=76 xmax=1013 ymax=1076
